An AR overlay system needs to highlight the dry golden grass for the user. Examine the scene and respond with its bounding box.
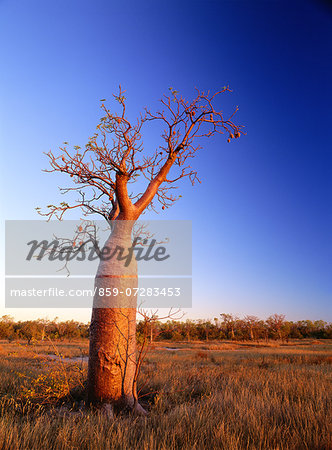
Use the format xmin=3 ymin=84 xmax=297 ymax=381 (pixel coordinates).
xmin=0 ymin=339 xmax=330 ymax=449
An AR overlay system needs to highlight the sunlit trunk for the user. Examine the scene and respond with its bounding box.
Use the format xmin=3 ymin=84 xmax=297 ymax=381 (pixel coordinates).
xmin=87 ymin=221 xmax=143 ymax=412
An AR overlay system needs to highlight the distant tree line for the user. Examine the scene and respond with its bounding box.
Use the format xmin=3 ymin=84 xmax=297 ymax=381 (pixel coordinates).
xmin=0 ymin=316 xmax=89 ymax=344
xmin=0 ymin=314 xmax=331 ymax=344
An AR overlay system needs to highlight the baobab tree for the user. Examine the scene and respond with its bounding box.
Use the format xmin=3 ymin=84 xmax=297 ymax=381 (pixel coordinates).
xmin=42 ymin=86 xmax=242 ymax=414
xmin=266 ymin=313 xmax=288 ymax=341
xmin=220 ymin=313 xmax=239 ymax=340
xmin=244 ymin=315 xmax=261 ymax=341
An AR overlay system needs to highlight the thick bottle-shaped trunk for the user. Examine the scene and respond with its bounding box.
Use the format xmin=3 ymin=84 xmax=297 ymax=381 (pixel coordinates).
xmin=87 ymin=221 xmax=141 ymax=411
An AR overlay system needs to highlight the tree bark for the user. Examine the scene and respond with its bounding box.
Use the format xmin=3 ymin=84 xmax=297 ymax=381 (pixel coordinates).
xmin=250 ymin=327 xmax=254 ymax=341
xmin=87 ymin=221 xmax=143 ymax=412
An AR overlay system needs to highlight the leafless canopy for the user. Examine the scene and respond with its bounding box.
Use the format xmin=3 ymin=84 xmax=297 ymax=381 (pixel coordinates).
xmin=41 ymin=86 xmax=243 ymax=221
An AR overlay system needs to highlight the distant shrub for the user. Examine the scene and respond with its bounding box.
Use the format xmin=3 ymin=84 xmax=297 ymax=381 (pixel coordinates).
xmin=195 ymin=351 xmax=208 ymax=360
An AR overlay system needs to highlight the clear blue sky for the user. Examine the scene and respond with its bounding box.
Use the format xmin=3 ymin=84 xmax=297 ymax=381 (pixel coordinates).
xmin=0 ymin=0 xmax=331 ymax=322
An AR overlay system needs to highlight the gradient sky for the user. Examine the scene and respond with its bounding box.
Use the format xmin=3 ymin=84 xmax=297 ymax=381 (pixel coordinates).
xmin=0 ymin=0 xmax=331 ymax=323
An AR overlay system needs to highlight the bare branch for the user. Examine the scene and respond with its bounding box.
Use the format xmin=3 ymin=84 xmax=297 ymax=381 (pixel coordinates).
xmin=41 ymin=86 xmax=243 ymax=220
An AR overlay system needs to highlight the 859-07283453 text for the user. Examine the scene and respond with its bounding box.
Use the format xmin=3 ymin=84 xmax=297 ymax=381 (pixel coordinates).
xmin=9 ymin=287 xmax=182 ymax=297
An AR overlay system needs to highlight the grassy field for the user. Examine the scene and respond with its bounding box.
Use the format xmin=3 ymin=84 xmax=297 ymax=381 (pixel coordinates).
xmin=0 ymin=339 xmax=331 ymax=449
